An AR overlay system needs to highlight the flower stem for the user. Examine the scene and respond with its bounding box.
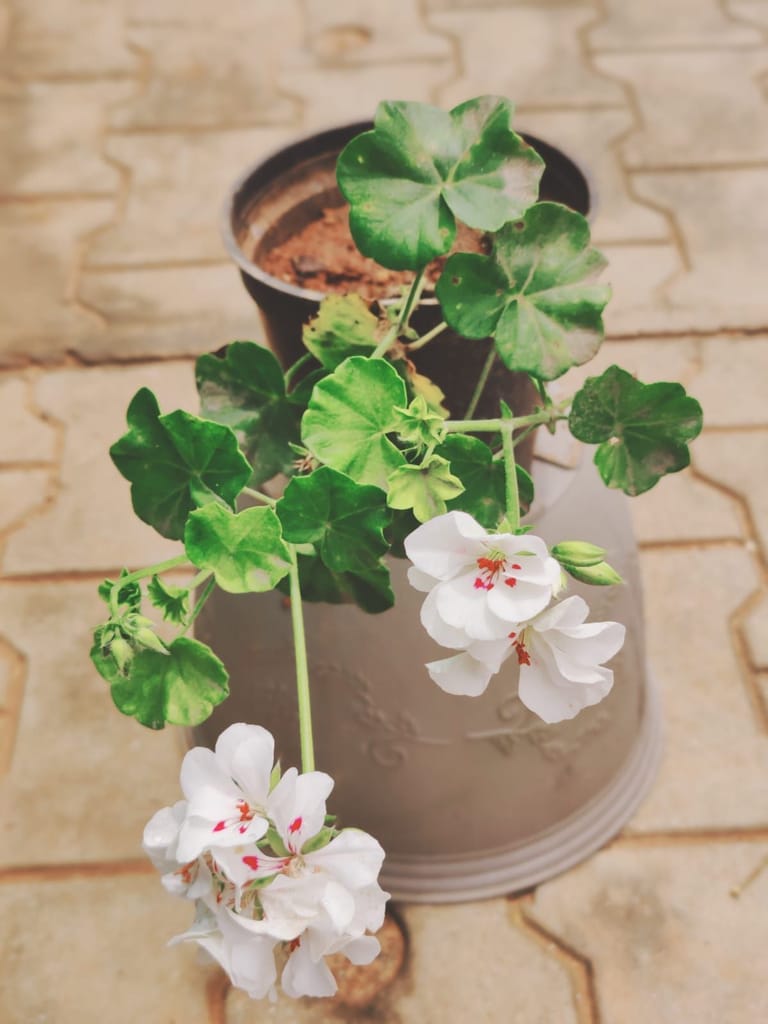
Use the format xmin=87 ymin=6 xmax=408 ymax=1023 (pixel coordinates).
xmin=444 ymin=404 xmax=569 ymax=435
xmin=372 ymin=267 xmax=427 ymax=359
xmin=109 ymin=554 xmax=190 ymax=617
xmin=243 ymin=487 xmax=276 ymax=506
xmin=180 ymin=575 xmax=216 ymax=637
xmin=287 ymin=547 xmax=315 ymax=773
xmin=284 ymin=352 xmax=313 ymax=388
xmin=501 ymin=401 xmax=520 ymax=531
xmin=406 ymin=320 xmax=448 ymax=352
xmin=463 ymin=347 xmax=497 ymax=419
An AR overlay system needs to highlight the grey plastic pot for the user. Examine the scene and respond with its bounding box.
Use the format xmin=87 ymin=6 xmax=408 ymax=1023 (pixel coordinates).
xmin=193 ymin=449 xmax=661 ymax=901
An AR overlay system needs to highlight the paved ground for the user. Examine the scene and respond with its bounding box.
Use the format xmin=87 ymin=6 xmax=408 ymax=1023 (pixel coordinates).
xmin=1 ymin=0 xmax=768 ymax=1021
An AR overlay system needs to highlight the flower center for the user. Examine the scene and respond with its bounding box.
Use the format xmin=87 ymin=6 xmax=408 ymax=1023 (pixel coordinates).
xmin=508 ymin=629 xmax=531 ymax=666
xmin=474 ymin=552 xmax=522 ymax=591
xmin=212 ymin=798 xmax=257 ymax=836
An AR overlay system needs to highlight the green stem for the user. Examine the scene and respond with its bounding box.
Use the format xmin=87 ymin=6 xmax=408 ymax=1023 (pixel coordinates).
xmin=500 ymin=402 xmax=520 ymax=531
xmin=180 ymin=575 xmax=216 ymax=637
xmin=287 ymin=547 xmax=315 ymax=773
xmin=243 ymin=487 xmax=276 ymax=506
xmin=109 ymin=554 xmax=190 ymax=617
xmin=372 ymin=267 xmax=427 ymax=359
xmin=406 ymin=320 xmax=448 ymax=353
xmin=284 ymin=352 xmax=313 ymax=388
xmin=463 ymin=348 xmax=497 ymax=419
xmin=444 ymin=405 xmax=569 ymax=435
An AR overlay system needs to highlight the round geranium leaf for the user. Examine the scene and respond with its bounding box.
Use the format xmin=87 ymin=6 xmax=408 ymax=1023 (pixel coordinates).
xmin=301 ymin=356 xmax=408 ymax=489
xmin=437 ymin=433 xmax=533 ymax=528
xmin=184 ymin=503 xmax=291 ymax=593
xmin=110 ymin=388 xmax=251 ymax=540
xmin=91 ymin=636 xmax=229 ymax=730
xmin=276 ymin=466 xmax=390 ymax=575
xmin=436 ymin=202 xmax=611 ymax=381
xmin=337 ymin=96 xmax=543 ymax=270
xmin=196 ymin=342 xmax=303 ymax=488
xmin=277 ymin=553 xmax=395 ymax=614
xmin=569 ymin=365 xmax=703 ymax=495
xmin=303 ymin=295 xmax=380 ymax=370
xmin=386 ymin=455 xmax=464 ymax=523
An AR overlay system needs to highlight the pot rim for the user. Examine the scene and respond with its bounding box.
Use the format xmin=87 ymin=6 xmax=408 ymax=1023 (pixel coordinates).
xmin=220 ymin=120 xmax=596 ymax=307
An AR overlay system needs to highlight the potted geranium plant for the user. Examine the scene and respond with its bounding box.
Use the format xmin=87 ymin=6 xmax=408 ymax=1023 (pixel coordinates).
xmin=90 ymin=96 xmax=702 ymax=1002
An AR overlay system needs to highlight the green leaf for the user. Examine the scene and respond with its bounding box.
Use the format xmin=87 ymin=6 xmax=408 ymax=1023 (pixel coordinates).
xmin=196 ymin=342 xmax=303 ymax=488
xmin=301 ymin=827 xmax=338 ymax=855
xmin=387 ymin=455 xmax=464 ymax=523
xmin=276 ymin=467 xmax=390 ymax=574
xmin=147 ymin=575 xmax=190 ymax=624
xmin=98 ymin=570 xmax=141 ymax=611
xmin=337 ymin=96 xmax=543 ymax=270
xmin=110 ymin=388 xmax=251 ymax=540
xmin=569 ymin=365 xmax=703 ymax=495
xmin=437 ymin=434 xmax=533 ymax=528
xmin=91 ymin=636 xmax=229 ymax=730
xmin=436 ymin=203 xmax=610 ymax=381
xmin=184 ymin=503 xmax=291 ymax=594
xmin=301 ymin=356 xmax=408 ymax=489
xmin=278 ymin=553 xmax=394 ymax=614
xmin=302 ymin=295 xmax=380 ymax=370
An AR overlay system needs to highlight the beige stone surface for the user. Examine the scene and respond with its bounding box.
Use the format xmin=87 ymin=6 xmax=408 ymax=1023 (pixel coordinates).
xmin=631 ymin=473 xmax=743 ymax=544
xmin=529 ymin=842 xmax=768 ymax=1024
xmin=4 ymin=0 xmax=137 ymax=77
xmin=0 ymin=200 xmax=114 ymax=366
xmin=730 ymin=0 xmax=768 ymax=30
xmin=596 ymin=51 xmax=768 ymax=167
xmin=599 ymin=242 xmax=683 ymax=337
xmin=0 ymin=469 xmax=49 ymax=538
xmin=744 ymin=594 xmax=768 ymax=669
xmin=87 ymin=127 xmax=294 ymax=267
xmin=0 ymin=79 xmax=132 ymax=198
xmin=631 ymin=545 xmax=767 ymax=831
xmin=434 ymin=7 xmax=624 ymax=110
xmin=517 ymin=108 xmax=670 ymax=244
xmin=0 ymin=873 xmax=214 ymax=1023
xmin=0 ymin=376 xmax=57 ymax=462
xmin=76 ymin=263 xmax=263 ymax=361
xmin=591 ymin=0 xmax=762 ymax=50
xmin=687 ymin=336 xmax=768 ymax=427
xmin=302 ymin=0 xmax=451 ymax=65
xmin=0 ymin=581 xmax=188 ymax=866
xmin=113 ymin=5 xmax=303 ymax=131
xmin=693 ymin=431 xmax=768 ymax=553
xmin=3 ymin=362 xmax=198 ymax=574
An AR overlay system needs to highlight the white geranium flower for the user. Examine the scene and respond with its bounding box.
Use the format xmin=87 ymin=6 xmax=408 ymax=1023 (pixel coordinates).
xmin=143 ymin=799 xmax=212 ymax=900
xmin=516 ymin=595 xmax=625 ymax=723
xmin=405 ymin=511 xmax=561 ymax=641
xmin=175 ymin=723 xmax=274 ymax=862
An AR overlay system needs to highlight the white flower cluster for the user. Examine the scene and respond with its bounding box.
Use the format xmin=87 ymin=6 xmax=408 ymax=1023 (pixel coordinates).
xmin=405 ymin=511 xmax=625 ymax=723
xmin=144 ymin=723 xmax=387 ymax=1000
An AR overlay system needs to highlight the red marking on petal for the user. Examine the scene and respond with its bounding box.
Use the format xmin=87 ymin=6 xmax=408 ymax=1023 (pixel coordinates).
xmin=213 ymin=821 xmax=226 ymax=832
xmin=504 ymin=577 xmax=517 ymax=588
xmin=238 ymin=825 xmax=247 ymax=834
xmin=242 ymin=855 xmax=260 ymax=870
xmin=288 ymin=817 xmax=302 ymax=834
xmin=511 ymin=563 xmax=521 ymax=570
xmin=508 ymin=631 xmax=517 ymax=639
xmin=288 ymin=937 xmax=301 ymax=953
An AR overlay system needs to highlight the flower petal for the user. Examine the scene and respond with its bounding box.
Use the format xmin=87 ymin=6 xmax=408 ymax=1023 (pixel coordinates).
xmin=518 ymin=644 xmax=614 ymax=723
xmin=435 ymin=574 xmax=512 ymax=640
xmin=404 ymin=510 xmax=486 ymax=581
xmin=268 ymin=768 xmax=334 ymax=852
xmin=426 ymin=651 xmax=495 ymax=696
xmin=420 ymin=586 xmax=471 ymax=649
xmin=282 ymin=940 xmax=337 ymax=998
xmin=215 ymin=723 xmax=275 ymax=806
xmin=306 ymin=828 xmax=385 ymax=890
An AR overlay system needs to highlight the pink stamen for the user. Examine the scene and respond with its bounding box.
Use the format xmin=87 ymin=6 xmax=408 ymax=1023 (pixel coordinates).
xmin=514 ymin=640 xmax=531 ymax=666
xmin=474 ymin=555 xmax=506 ymax=591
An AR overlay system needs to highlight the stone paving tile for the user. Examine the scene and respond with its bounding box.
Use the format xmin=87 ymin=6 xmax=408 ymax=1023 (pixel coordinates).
xmin=517 ymin=109 xmax=670 ymax=244
xmin=0 ymin=469 xmax=48 ymax=536
xmin=528 ymin=842 xmax=768 ymax=1024
xmin=594 ymin=242 xmax=683 ymax=337
xmin=4 ymin=0 xmax=138 ymax=78
xmin=590 ymin=0 xmax=762 ymax=49
xmin=0 ymin=80 xmax=131 ymax=197
xmin=76 ymin=263 xmax=263 ymax=361
xmin=0 ymin=376 xmax=56 ymax=462
xmin=595 ymin=51 xmax=768 ymax=168
xmin=729 ymin=0 xmax=768 ymax=31
xmin=279 ymin=63 xmax=452 ymax=130
xmin=622 ymin=170 xmax=768 ymax=334
xmin=301 ymin=0 xmax=452 ymax=65
xmin=744 ymin=594 xmax=768 ymax=669
xmin=0 ymin=581 xmax=187 ymax=866
xmin=631 ymin=473 xmax=743 ymax=545
xmin=0 ymin=200 xmax=114 ymax=367
xmin=0 ymin=873 xmax=213 ymax=1023
xmin=113 ymin=6 xmax=303 ymax=132
xmin=631 ymin=545 xmax=767 ymax=831
xmin=433 ymin=6 xmax=625 ymax=111
xmin=693 ymin=431 xmax=768 ymax=554
xmin=2 ymin=362 xmax=198 ymax=574
xmin=87 ymin=127 xmax=295 ymax=266
xmin=686 ymin=336 xmax=768 ymax=427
